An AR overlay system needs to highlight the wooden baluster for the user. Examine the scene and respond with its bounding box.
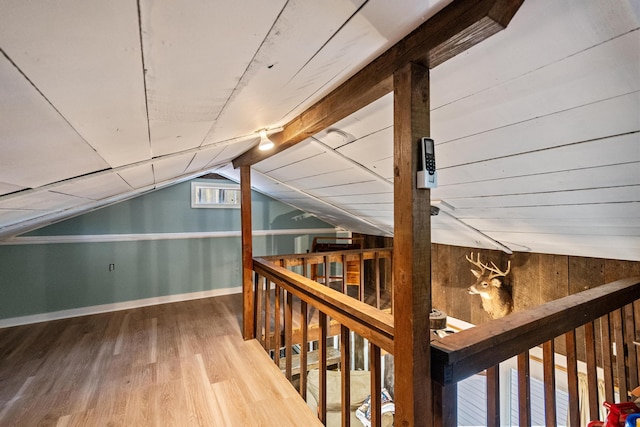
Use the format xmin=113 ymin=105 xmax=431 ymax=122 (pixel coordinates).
xmin=300 ymin=300 xmax=308 ymax=400
xmin=255 ymin=274 xmax=264 ymax=348
xmin=324 ymin=255 xmax=329 ymax=287
xmin=264 ymin=278 xmax=272 ymax=352
xmin=341 ymin=325 xmax=351 ymax=427
xmin=370 ymin=343 xmax=382 ymax=427
xmin=613 ymin=308 xmax=629 ymax=400
xmin=543 ymin=340 xmax=557 ymax=427
xmin=341 ymin=254 xmax=347 ymax=294
xmin=566 ymin=330 xmax=580 ymax=427
xmin=375 ymin=252 xmax=381 ymax=309
xmin=274 ymin=285 xmax=281 ymax=367
xmin=303 ymin=258 xmax=308 ymax=278
xmin=517 ymin=351 xmax=531 ymax=427
xmin=584 ymin=322 xmax=600 ymax=421
xmin=432 ymin=382 xmax=457 ymax=427
xmin=388 ymin=255 xmax=394 ymax=314
xmin=600 ymin=313 xmax=615 ymax=402
xmin=624 ymin=303 xmax=639 ymax=390
xmin=285 ymin=290 xmax=293 ymax=381
xmin=318 ymin=312 xmax=327 ymax=424
xmin=635 ymin=299 xmax=640 ymax=386
xmin=486 ymin=365 xmax=500 ymax=427
xmin=359 ymin=252 xmax=365 ymax=302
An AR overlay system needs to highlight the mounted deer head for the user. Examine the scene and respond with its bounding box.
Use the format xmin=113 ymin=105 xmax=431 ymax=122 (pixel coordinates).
xmin=466 ymin=252 xmax=512 ymax=319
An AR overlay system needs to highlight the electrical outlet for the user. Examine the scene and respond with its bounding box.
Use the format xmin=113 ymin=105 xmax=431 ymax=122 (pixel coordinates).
xmin=109 ymin=263 xmax=115 ymax=271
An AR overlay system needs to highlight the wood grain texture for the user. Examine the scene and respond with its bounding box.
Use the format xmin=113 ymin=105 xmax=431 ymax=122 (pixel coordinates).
xmin=431 ymin=276 xmax=640 ymax=384
xmin=393 ymin=61 xmax=432 ymax=426
xmin=517 ymin=351 xmax=531 ymax=427
xmin=232 ymin=0 xmax=524 ymax=168
xmin=0 ymin=294 xmax=321 ymax=426
xmin=240 ymin=165 xmax=254 ymax=340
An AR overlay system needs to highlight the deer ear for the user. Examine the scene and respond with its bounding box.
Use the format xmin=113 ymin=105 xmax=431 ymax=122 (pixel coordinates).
xmin=491 ymin=278 xmax=502 ymax=288
xmin=471 ymin=269 xmax=481 ymax=278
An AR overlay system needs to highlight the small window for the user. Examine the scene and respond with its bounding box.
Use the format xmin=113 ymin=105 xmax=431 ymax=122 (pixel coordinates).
xmin=191 ymin=182 xmax=241 ymax=208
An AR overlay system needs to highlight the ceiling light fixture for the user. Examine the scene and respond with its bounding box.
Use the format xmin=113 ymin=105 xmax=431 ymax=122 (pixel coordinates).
xmin=258 ymin=129 xmax=275 ymax=151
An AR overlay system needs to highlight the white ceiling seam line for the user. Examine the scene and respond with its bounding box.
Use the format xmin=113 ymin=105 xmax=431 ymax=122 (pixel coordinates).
xmin=436 ymin=160 xmax=640 ymax=189
xmin=197 ymin=1 xmax=291 ymax=148
xmin=287 ymin=0 xmax=370 ymax=84
xmin=243 ymin=169 xmax=388 ymax=236
xmin=431 ymin=27 xmax=640 ymax=112
xmin=442 ymin=183 xmax=640 ymax=201
xmin=438 ymin=130 xmax=640 ymax=170
xmin=0 ymin=166 xmax=226 ymax=240
xmin=435 ymin=90 xmax=640 ymax=147
xmin=0 ymin=140 xmax=249 ymax=202
xmin=278 ymin=64 xmax=350 ymax=124
xmin=310 ymin=138 xmax=392 ymax=186
xmin=135 ymin=0 xmax=153 ymax=157
xmin=0 ymin=47 xmax=112 ymax=167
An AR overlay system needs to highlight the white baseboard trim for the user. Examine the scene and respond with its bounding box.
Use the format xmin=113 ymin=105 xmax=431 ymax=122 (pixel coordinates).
xmin=0 ymin=286 xmax=242 ymax=329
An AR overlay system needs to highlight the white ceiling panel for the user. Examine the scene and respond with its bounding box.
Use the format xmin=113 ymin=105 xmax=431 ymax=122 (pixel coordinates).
xmin=255 ymin=141 xmax=325 ymax=173
xmin=267 ymin=152 xmax=350 ymax=182
xmin=0 ymin=54 xmax=110 ymax=188
xmin=201 ymin=0 xmax=373 ymax=144
xmin=336 ymin=127 xmax=394 ymax=170
xmin=289 ymin=168 xmax=381 ymax=191
xmin=433 ymin=163 xmax=640 ymax=201
xmin=465 ymin=217 xmax=640 ymax=237
xmin=141 ymin=0 xmax=286 ymax=155
xmin=433 ymin=30 xmax=640 ymax=144
xmin=453 ymin=202 xmax=640 ymax=220
xmin=323 ymin=192 xmax=394 ymax=205
xmin=436 ymin=92 xmax=640 ymax=169
xmin=315 ymin=93 xmax=394 ymax=148
xmin=118 ymin=164 xmax=156 ymax=190
xmin=309 ymin=181 xmax=386 ymax=198
xmin=0 ymin=190 xmax=88 ymax=211
xmin=0 ymin=209 xmax=49 ymax=228
xmin=153 ymin=154 xmax=196 ymax=183
xmin=52 ymin=173 xmax=132 ymax=200
xmin=0 ymin=183 xmax=25 ymax=197
xmin=438 ymin=134 xmax=639 ymax=186
xmin=184 ymin=147 xmax=228 ymax=174
xmin=446 ymin=186 xmax=640 ymax=210
xmin=0 ymin=0 xmax=150 ymax=167
xmin=0 ymin=0 xmax=638 ymax=261
xmin=431 ymin=0 xmax=640 ymax=109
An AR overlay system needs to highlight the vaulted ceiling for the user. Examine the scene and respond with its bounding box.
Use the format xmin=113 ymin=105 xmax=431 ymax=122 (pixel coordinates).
xmin=0 ymin=0 xmax=638 ymax=260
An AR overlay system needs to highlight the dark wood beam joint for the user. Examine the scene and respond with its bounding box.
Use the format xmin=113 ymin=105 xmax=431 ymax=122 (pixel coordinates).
xmin=232 ymin=0 xmax=524 ymax=168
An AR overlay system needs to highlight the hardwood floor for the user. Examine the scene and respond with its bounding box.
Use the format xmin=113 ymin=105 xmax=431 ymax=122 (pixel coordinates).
xmin=0 ymin=294 xmax=322 ymax=426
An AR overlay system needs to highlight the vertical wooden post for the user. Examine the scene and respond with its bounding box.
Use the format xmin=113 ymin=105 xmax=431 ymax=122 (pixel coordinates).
xmin=240 ymin=165 xmax=255 ymax=340
xmin=393 ymin=61 xmax=432 ymax=425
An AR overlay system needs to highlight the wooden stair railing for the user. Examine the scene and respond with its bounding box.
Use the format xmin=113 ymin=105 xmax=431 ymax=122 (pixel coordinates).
xmin=261 ymin=247 xmax=392 ymax=310
xmin=431 ymin=276 xmax=640 ymax=427
xmin=253 ymin=256 xmax=394 ymax=426
xmin=253 ymin=248 xmax=639 ymax=427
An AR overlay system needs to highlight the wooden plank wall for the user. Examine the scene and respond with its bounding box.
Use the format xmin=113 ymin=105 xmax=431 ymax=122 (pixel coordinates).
xmin=431 ymin=244 xmax=640 ymax=327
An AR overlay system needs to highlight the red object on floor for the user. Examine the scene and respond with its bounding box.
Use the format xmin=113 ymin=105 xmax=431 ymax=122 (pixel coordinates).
xmin=600 ymin=402 xmax=640 ymax=427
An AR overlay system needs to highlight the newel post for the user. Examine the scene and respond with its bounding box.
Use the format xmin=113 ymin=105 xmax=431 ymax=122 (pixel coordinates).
xmin=240 ymin=165 xmax=255 ymax=340
xmin=393 ymin=62 xmax=432 ymax=425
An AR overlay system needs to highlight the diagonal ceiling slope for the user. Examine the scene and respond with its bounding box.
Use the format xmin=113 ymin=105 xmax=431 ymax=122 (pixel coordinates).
xmin=0 ymin=0 xmax=638 ymax=261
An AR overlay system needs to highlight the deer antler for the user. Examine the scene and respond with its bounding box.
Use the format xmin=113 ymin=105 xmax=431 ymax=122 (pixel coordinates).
xmin=465 ymin=252 xmax=511 ymax=280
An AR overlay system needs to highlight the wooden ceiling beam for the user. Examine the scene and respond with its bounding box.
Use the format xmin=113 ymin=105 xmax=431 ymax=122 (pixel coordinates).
xmin=232 ymin=0 xmax=524 ymax=168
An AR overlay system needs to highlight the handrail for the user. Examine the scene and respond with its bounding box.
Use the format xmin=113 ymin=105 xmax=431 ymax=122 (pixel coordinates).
xmin=431 ymin=276 xmax=640 ymax=385
xmin=253 ymin=257 xmax=395 ymax=353
xmin=261 ymin=247 xmax=392 ymax=266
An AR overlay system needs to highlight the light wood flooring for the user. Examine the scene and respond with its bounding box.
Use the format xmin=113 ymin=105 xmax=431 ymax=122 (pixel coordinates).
xmin=0 ymin=294 xmax=322 ymax=426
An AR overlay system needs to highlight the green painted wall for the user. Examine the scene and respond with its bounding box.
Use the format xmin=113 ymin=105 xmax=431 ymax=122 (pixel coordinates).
xmin=0 ymin=178 xmax=336 ymax=321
